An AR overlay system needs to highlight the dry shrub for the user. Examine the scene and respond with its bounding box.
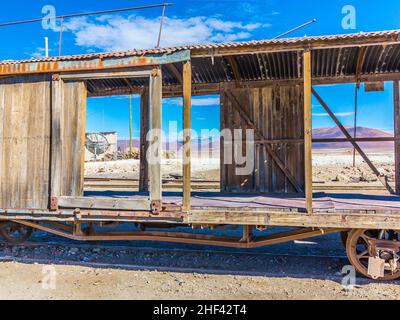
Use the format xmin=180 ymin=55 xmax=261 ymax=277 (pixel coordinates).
xmin=124 ymin=147 xmax=140 ymax=160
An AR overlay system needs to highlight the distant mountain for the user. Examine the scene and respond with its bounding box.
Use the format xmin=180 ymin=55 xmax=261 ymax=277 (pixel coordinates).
xmin=117 ymin=127 xmax=394 ymax=152
xmin=118 ymin=139 xmax=141 ymax=151
xmin=313 ymin=126 xmax=394 ymax=150
xmin=117 ymin=138 xmax=220 ymax=152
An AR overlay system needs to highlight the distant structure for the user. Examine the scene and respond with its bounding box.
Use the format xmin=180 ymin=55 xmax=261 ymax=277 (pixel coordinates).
xmin=85 ymin=132 xmax=118 ymax=161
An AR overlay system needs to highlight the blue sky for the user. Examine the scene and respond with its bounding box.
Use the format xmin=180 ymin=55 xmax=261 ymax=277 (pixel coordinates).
xmin=0 ymin=0 xmax=399 ymax=139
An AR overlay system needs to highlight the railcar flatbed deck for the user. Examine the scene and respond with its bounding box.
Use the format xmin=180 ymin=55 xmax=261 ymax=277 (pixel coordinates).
xmin=84 ymin=191 xmax=400 ymax=214
xmin=3 ymin=192 xmax=400 ymax=230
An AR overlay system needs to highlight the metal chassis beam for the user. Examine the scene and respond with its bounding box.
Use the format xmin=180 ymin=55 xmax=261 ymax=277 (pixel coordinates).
xmin=3 ymin=206 xmax=400 ymax=229
xmin=12 ymin=219 xmax=343 ymax=248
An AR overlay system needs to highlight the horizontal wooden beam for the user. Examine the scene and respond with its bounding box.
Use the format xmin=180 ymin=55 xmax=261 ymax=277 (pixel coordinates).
xmin=58 ymin=196 xmax=152 ymax=211
xmin=87 ymin=73 xmax=400 ymax=98
xmin=255 ymin=137 xmax=397 ymax=144
xmin=188 ymin=209 xmax=400 ymax=229
xmin=60 ymin=69 xmax=153 ymax=80
xmin=313 ymin=137 xmax=396 ymax=143
xmin=256 ymin=139 xmax=305 ymax=144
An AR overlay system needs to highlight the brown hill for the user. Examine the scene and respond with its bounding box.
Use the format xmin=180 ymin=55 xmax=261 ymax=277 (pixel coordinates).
xmin=117 ymin=127 xmax=394 ymax=153
xmin=313 ymin=126 xmax=394 ymax=150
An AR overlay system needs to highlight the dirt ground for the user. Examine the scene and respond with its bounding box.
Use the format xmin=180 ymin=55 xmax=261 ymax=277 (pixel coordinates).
xmin=0 ymin=261 xmax=399 ymax=300
xmin=85 ymin=150 xmax=394 ymax=184
xmin=85 ymin=157 xmax=221 ymax=181
xmin=312 ymin=150 xmax=394 ymax=183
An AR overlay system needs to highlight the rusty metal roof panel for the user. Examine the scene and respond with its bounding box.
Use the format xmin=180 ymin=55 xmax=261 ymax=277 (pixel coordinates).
xmin=191 ymin=57 xmax=231 ymax=84
xmin=362 ymin=44 xmax=400 ymax=74
xmin=312 ymin=47 xmax=359 ymax=78
xmin=1 ymin=30 xmax=400 ymax=94
xmin=0 ymin=29 xmax=399 ymax=66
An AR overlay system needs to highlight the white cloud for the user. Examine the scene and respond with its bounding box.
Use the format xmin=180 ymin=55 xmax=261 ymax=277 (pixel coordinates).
xmin=313 ymin=112 xmax=354 ymax=117
xmin=30 ymin=48 xmax=45 ymax=59
xmin=29 ymin=46 xmax=55 ymax=59
xmin=62 ymin=14 xmax=269 ymax=52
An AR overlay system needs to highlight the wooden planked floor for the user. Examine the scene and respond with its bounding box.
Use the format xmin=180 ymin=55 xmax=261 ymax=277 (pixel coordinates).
xmin=84 ymin=191 xmax=400 ymax=214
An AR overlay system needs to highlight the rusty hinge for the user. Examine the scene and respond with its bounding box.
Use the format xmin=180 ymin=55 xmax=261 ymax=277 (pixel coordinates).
xmin=151 ymin=200 xmax=162 ymax=215
xmin=50 ymin=197 xmax=58 ymax=211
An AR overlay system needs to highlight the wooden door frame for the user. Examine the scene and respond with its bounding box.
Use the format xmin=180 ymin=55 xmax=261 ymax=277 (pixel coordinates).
xmin=50 ymin=68 xmax=163 ymax=213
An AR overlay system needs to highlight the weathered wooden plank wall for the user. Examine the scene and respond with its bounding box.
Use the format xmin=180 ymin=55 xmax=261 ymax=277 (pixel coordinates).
xmin=220 ymin=85 xmax=305 ymax=193
xmin=58 ymin=80 xmax=87 ymax=197
xmin=0 ymin=75 xmax=51 ymax=209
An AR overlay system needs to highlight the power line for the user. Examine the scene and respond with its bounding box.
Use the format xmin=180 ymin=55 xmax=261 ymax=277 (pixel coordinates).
xmin=0 ymin=3 xmax=173 ymax=28
xmin=273 ymin=19 xmax=317 ymax=39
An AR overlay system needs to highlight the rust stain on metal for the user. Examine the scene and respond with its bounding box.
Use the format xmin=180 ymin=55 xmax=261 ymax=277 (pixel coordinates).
xmin=151 ymin=200 xmax=162 ymax=215
xmin=50 ymin=197 xmax=59 ymax=211
xmin=0 ymin=50 xmax=191 ymax=76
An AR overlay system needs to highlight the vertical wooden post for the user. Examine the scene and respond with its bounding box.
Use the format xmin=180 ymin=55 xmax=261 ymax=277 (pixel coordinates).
xmin=139 ymin=90 xmax=149 ymax=193
xmin=394 ymin=81 xmax=400 ymax=194
xmin=149 ymin=68 xmax=163 ymax=204
xmin=129 ymin=95 xmax=133 ymax=154
xmin=183 ymin=61 xmax=192 ymax=211
xmin=79 ymin=83 xmax=87 ymax=196
xmin=50 ymin=75 xmax=63 ymax=208
xmin=303 ymin=50 xmax=313 ymax=214
xmin=220 ymin=93 xmax=226 ymax=192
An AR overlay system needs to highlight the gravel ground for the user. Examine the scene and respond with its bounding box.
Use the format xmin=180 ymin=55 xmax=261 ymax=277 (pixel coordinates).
xmin=0 ymin=261 xmax=399 ymax=300
xmin=313 ymin=152 xmax=394 ymax=183
xmin=0 ymin=230 xmax=399 ymax=300
xmin=85 ymin=152 xmax=394 ymax=183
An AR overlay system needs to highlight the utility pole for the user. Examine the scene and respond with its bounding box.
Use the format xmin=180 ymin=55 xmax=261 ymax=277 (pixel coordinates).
xmin=44 ymin=37 xmax=49 ymax=57
xmin=129 ymin=95 xmax=133 ymax=155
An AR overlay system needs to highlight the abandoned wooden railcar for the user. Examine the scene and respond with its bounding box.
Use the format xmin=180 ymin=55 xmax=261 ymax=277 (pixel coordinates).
xmin=1 ymin=30 xmax=400 ymax=279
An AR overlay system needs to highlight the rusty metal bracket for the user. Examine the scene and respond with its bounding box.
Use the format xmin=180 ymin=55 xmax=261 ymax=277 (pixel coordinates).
xmin=240 ymin=225 xmax=254 ymax=243
xmin=50 ymin=197 xmax=58 ymax=211
xmin=368 ymin=238 xmax=400 ymax=254
xmin=73 ymin=222 xmax=84 ymax=237
xmin=151 ymin=68 xmax=161 ymax=77
xmin=151 ymin=200 xmax=162 ymax=215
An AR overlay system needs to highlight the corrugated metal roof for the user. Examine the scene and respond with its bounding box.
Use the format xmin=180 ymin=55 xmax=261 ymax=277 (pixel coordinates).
xmin=85 ymin=41 xmax=400 ymax=97
xmin=1 ymin=30 xmax=400 ymax=96
xmin=1 ymin=29 xmax=399 ymax=65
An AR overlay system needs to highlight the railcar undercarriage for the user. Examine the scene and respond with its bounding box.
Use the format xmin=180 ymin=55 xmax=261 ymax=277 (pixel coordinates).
xmin=1 ymin=214 xmax=400 ymax=281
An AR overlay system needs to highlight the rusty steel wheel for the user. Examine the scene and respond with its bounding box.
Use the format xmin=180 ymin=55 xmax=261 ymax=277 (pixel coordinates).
xmin=0 ymin=222 xmax=33 ymax=244
xmin=346 ymin=229 xmax=400 ymax=281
